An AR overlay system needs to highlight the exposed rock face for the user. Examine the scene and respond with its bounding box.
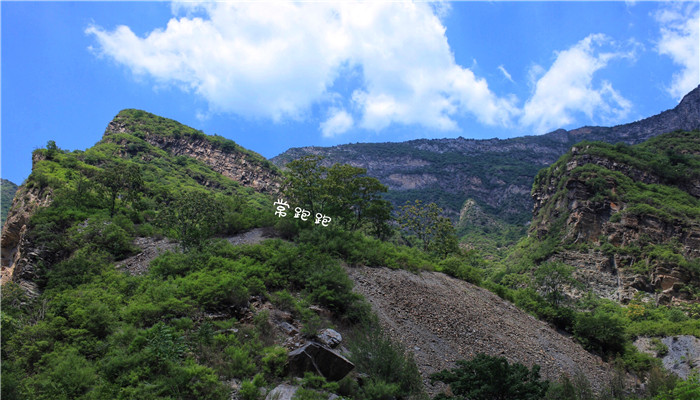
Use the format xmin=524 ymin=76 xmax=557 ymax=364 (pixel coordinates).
xmin=530 ymin=133 xmax=700 ymax=304
xmin=0 ymin=154 xmax=53 ymax=295
xmin=347 ymin=266 xmax=627 ymax=395
xmin=273 ymin=86 xmax=700 ymax=224
xmin=104 ymin=116 xmax=282 ymax=194
xmin=634 ymin=336 xmax=700 ymax=379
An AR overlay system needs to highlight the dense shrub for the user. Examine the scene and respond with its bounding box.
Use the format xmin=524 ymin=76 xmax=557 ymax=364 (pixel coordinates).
xmin=430 ymin=353 xmax=549 ymax=400
xmin=573 ymin=310 xmax=626 ymax=358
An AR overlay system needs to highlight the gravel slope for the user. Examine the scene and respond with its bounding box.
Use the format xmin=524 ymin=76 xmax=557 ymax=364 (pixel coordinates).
xmin=347 ymin=266 xmax=625 ymax=395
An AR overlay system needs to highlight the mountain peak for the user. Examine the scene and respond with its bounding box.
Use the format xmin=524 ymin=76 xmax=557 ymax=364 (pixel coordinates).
xmin=102 ymin=109 xmax=282 ymax=193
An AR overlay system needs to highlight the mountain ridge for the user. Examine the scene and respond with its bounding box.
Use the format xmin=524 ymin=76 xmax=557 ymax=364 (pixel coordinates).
xmin=272 ymin=86 xmax=700 ymax=233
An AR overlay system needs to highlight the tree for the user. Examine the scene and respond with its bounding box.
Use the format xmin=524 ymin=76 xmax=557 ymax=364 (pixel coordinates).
xmin=397 ymin=200 xmax=458 ymax=255
xmin=159 ymin=189 xmax=225 ymax=251
xmin=45 ymin=140 xmax=59 ymax=160
xmin=430 ymin=353 xmax=549 ymax=400
xmin=282 ymin=156 xmax=392 ymax=234
xmin=97 ymin=161 xmax=143 ymax=217
xmin=533 ymin=262 xmax=577 ymax=306
xmin=282 ymin=155 xmax=326 ymax=213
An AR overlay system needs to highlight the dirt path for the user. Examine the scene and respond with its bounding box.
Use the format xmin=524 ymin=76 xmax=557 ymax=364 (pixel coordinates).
xmin=346 ymin=266 xmax=625 ymax=395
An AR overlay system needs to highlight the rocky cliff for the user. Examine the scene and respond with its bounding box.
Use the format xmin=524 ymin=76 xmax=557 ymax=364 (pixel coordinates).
xmin=529 ymin=131 xmax=700 ymax=304
xmin=273 ymin=86 xmax=700 ymax=229
xmin=104 ymin=109 xmax=282 ymax=193
xmin=0 ymin=154 xmax=53 ymax=296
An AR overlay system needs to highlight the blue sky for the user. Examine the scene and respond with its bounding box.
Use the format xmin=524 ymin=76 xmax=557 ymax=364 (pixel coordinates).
xmin=2 ymin=1 xmax=699 ymax=185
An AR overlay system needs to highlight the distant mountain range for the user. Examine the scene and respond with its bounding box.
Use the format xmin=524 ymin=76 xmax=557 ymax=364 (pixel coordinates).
xmin=272 ymin=86 xmax=700 ymax=234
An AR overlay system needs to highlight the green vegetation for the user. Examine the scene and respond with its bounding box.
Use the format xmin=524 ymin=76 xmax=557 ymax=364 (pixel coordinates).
xmin=1 ymin=178 xmax=19 ymax=227
xmin=282 ymin=155 xmax=393 ymax=236
xmin=3 ymin=111 xmax=699 ymax=400
xmin=396 ymin=200 xmax=459 ymax=256
xmin=1 ymin=112 xmax=428 ymax=400
xmin=431 ymin=353 xmax=549 ymax=400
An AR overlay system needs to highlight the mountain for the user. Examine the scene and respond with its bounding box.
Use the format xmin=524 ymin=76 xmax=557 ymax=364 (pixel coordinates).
xmin=1 ymin=109 xmax=277 ymax=293
xmin=272 ymin=86 xmax=700 ymax=245
xmin=3 ymin=108 xmax=697 ymax=399
xmin=520 ymin=130 xmax=700 ymax=305
xmin=1 ymin=178 xmax=19 ymax=228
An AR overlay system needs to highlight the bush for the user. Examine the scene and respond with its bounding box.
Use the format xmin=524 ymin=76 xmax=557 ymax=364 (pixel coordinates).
xmin=225 ymin=345 xmax=256 ymax=377
xmin=438 ymin=256 xmax=482 ymax=285
xmin=430 ymin=353 xmax=549 ymax=400
xmin=650 ymin=338 xmax=669 ymax=358
xmin=573 ymin=310 xmax=626 ymax=358
xmin=261 ymin=346 xmax=287 ymax=377
xmin=23 ymin=346 xmax=97 ymax=400
xmin=349 ymin=326 xmax=423 ymax=399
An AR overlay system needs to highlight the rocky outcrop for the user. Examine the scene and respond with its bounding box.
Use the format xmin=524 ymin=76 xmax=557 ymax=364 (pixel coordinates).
xmin=0 ymin=155 xmax=53 ymax=295
xmin=104 ymin=113 xmax=282 ymax=194
xmin=530 ymin=132 xmax=700 ymax=304
xmin=634 ymin=336 xmax=700 ymax=379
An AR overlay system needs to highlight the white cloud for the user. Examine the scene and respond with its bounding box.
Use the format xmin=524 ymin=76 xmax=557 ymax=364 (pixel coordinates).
xmin=520 ymin=34 xmax=633 ymax=134
xmin=86 ymin=1 xmax=518 ymax=136
xmin=498 ymin=65 xmax=514 ymax=83
xmin=321 ymin=108 xmax=354 ymax=137
xmin=655 ymin=3 xmax=700 ymax=100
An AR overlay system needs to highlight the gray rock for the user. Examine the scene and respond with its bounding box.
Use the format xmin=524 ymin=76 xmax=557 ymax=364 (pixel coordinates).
xmin=288 ymin=342 xmax=354 ymax=381
xmin=278 ymin=321 xmax=298 ymax=336
xmin=317 ymin=328 xmax=342 ymax=348
xmin=634 ymin=335 xmax=700 ymax=379
xmin=265 ymin=384 xmax=298 ymax=400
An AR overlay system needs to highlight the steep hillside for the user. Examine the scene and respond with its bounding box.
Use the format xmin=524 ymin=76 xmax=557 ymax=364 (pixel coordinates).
xmin=1 ymin=109 xmax=277 ymax=293
xmin=273 ymin=86 xmax=700 ymax=240
xmin=347 ymin=266 xmax=621 ymax=394
xmin=1 ymin=179 xmax=19 ymax=227
xmin=522 ymin=131 xmax=700 ymax=305
xmin=1 ymin=110 xmax=429 ymax=400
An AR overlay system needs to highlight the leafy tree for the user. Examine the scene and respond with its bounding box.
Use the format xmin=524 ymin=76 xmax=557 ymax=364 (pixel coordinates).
xmin=97 ymin=161 xmax=143 ymax=217
xmin=283 ymin=156 xmax=392 ymax=234
xmin=283 ymin=155 xmax=327 ymax=213
xmin=430 ymin=353 xmax=549 ymax=400
xmin=45 ymin=140 xmax=59 ymax=160
xmin=397 ymin=200 xmax=458 ymax=255
xmin=158 ymin=189 xmax=226 ymax=251
xmin=533 ymin=262 xmax=577 ymax=306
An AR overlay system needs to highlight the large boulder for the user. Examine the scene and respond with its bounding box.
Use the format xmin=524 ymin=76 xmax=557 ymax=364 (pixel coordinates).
xmin=288 ymin=342 xmax=354 ymax=381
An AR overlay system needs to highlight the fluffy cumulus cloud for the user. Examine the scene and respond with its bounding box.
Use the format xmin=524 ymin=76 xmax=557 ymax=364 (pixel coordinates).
xmin=321 ymin=108 xmax=354 ymax=137
xmin=520 ymin=34 xmax=633 ymax=134
xmin=86 ymin=0 xmax=517 ymax=136
xmin=655 ymin=3 xmax=700 ymax=100
xmin=87 ymin=1 xmax=644 ymax=137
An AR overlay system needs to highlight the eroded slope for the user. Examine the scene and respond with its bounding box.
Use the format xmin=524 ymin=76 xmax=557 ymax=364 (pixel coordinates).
xmin=347 ymin=266 xmax=621 ymax=394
